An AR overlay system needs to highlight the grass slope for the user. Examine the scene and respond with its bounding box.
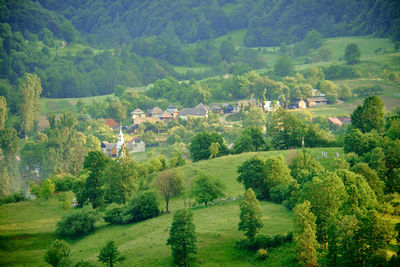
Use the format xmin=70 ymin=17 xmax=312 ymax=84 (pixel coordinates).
xmin=0 ymin=148 xmax=343 ymax=266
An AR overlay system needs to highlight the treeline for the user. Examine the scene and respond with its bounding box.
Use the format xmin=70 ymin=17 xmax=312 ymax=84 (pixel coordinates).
xmin=3 ymin=0 xmax=398 ymax=48
xmin=244 ymin=0 xmax=400 ymax=46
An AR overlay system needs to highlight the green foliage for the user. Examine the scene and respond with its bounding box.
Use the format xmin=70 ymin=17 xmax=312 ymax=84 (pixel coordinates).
xmin=155 ymin=170 xmax=184 ymax=213
xmin=18 ymin=73 xmax=42 ymax=138
xmin=353 ymin=85 xmax=384 ymax=98
xmin=268 ymin=109 xmax=306 ymax=150
xmin=273 ymin=56 xmax=294 ymax=77
xmin=256 ymin=248 xmax=268 ymax=260
xmin=239 ymin=188 xmax=263 ymax=242
xmin=298 ymin=171 xmax=346 ymax=244
xmin=80 ymin=151 xmax=111 ymax=208
xmin=0 ymin=96 xmax=6 ymax=130
xmin=167 ymin=209 xmax=197 ymax=266
xmin=293 ymin=201 xmax=318 ymax=267
xmin=103 ymin=204 xmax=126 ymax=225
xmin=351 ymin=96 xmax=385 ymax=133
xmin=56 ymin=205 xmax=99 ymax=238
xmin=105 ymin=157 xmax=138 ymax=205
xmin=40 ymin=178 xmax=55 ymax=199
xmin=304 ymin=29 xmax=323 ymax=50
xmin=123 ymin=191 xmax=160 ymax=223
xmin=98 ymin=240 xmax=125 ymax=267
xmin=233 ymin=126 xmax=267 ymax=154
xmin=237 ymin=155 xmax=295 ymax=201
xmin=344 ymin=43 xmax=361 ymax=65
xmin=44 ymin=239 xmax=71 ymax=267
xmin=191 ymin=173 xmax=224 ymax=206
xmin=289 ymin=151 xmax=323 ymax=185
xmin=189 ymin=131 xmax=228 ymax=162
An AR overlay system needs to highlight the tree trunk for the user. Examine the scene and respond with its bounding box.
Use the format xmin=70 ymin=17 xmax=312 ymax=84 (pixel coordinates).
xmin=166 ymin=198 xmax=169 ymax=213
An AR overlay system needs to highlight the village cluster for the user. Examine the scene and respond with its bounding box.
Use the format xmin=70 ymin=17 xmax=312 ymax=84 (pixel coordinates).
xmin=100 ymin=90 xmax=350 ymax=158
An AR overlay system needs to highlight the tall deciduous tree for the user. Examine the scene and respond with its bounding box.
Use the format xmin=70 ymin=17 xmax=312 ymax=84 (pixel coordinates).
xmin=351 ymin=96 xmax=385 ymax=133
xmin=274 ymin=55 xmax=294 ymax=77
xmin=98 ymin=240 xmax=125 ymax=267
xmin=18 ymin=73 xmax=42 ymax=139
xmin=0 ymin=96 xmax=7 ymax=130
xmin=239 ymin=188 xmax=263 ymax=242
xmin=294 ymin=201 xmax=319 ymax=267
xmin=191 ymin=173 xmax=224 ymax=206
xmin=299 ymin=171 xmax=347 ymax=245
xmin=344 ymin=43 xmax=361 ymax=64
xmin=268 ymin=108 xmax=306 ymax=150
xmin=237 ymin=155 xmax=295 ymax=201
xmin=167 ymin=209 xmax=197 ymax=266
xmin=106 ymin=157 xmax=138 ymax=204
xmin=189 ymin=131 xmax=228 ymax=162
xmin=155 ymin=170 xmax=183 ymax=213
xmin=81 ymin=151 xmax=110 ymax=208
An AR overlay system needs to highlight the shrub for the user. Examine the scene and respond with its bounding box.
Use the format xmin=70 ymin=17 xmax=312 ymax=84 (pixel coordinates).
xmin=123 ymin=191 xmax=160 ymax=223
xmin=40 ymin=179 xmax=55 ymax=199
xmin=56 ymin=206 xmax=99 ymax=237
xmin=53 ymin=174 xmax=78 ymax=192
xmin=0 ymin=191 xmax=25 ymax=205
xmin=103 ymin=204 xmax=125 ymax=225
xmin=256 ymin=248 xmax=268 ymax=260
xmin=44 ymin=239 xmax=71 ymax=267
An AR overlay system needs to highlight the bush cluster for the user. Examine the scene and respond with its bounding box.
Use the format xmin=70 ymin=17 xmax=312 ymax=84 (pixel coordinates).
xmin=236 ymin=232 xmax=293 ymax=251
xmin=103 ymin=191 xmax=160 ymax=225
xmin=0 ymin=192 xmax=25 ymax=205
xmin=56 ymin=206 xmax=99 ymax=237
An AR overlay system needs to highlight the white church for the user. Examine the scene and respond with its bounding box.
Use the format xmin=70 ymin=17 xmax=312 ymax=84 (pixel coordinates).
xmin=101 ymin=126 xmax=145 ymax=157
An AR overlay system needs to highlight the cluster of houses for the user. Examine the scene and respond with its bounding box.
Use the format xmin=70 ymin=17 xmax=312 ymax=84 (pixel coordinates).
xmin=101 ymin=90 xmax=334 ymax=158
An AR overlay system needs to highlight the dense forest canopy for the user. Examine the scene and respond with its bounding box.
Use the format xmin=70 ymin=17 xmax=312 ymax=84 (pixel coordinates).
xmin=1 ymin=0 xmax=399 ymax=47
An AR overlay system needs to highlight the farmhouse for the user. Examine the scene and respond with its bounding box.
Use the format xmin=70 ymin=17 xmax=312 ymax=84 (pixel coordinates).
xmin=160 ymin=110 xmax=174 ymax=121
xmin=306 ymin=96 xmax=328 ymax=107
xmin=130 ymin=108 xmax=145 ymax=120
xmin=179 ymin=107 xmax=208 ymax=120
xmin=148 ymin=107 xmax=163 ymax=118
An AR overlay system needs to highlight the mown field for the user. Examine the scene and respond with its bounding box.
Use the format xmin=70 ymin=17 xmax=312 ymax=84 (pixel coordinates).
xmin=0 ymin=148 xmax=343 ymax=267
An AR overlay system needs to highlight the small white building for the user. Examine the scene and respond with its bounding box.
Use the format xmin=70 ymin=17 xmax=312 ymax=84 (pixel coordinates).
xmin=264 ymin=100 xmax=281 ymax=112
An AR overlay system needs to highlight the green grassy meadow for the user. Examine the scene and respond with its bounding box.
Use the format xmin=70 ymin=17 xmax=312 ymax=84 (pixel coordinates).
xmin=0 ymin=148 xmax=345 ymax=267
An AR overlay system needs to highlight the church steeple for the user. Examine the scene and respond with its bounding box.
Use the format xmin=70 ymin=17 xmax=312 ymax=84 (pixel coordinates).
xmin=116 ymin=125 xmax=124 ymax=155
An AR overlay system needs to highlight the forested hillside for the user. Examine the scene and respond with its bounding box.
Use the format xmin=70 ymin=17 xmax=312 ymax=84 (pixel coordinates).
xmin=5 ymin=0 xmax=400 ymax=47
xmin=0 ymin=0 xmax=399 ymax=99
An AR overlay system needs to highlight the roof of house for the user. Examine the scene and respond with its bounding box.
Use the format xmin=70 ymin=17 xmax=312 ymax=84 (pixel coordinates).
xmin=338 ymin=117 xmax=351 ymax=124
xmin=306 ymin=96 xmax=328 ymax=102
xmin=130 ymin=108 xmax=144 ymax=115
xmin=211 ymin=104 xmax=222 ymax=109
xmin=328 ymin=117 xmax=343 ymax=127
xmin=149 ymin=107 xmax=163 ymax=114
xmin=133 ymin=117 xmax=161 ymax=125
xmin=179 ymin=107 xmax=207 ymax=116
xmin=160 ymin=110 xmax=173 ymax=118
xmin=128 ymin=136 xmax=143 ymax=143
xmin=104 ymin=118 xmax=119 ymax=128
xmin=167 ymin=105 xmax=177 ymax=109
xmin=195 ymin=103 xmax=210 ymax=110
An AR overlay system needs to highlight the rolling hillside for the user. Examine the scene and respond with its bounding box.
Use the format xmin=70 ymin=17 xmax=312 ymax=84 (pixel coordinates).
xmin=0 ymin=148 xmax=343 ymax=267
